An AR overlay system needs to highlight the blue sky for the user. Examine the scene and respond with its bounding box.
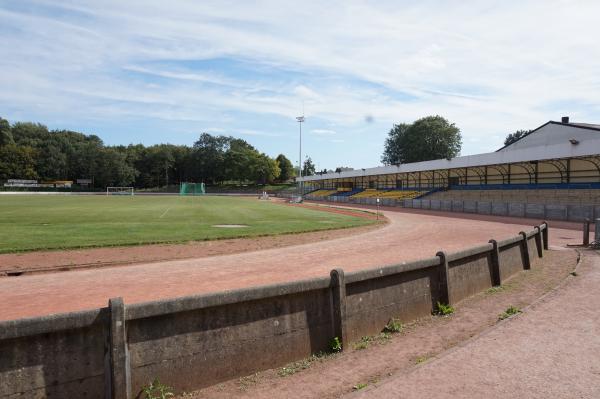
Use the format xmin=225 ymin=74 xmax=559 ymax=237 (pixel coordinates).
xmin=1 ymin=0 xmax=600 ymax=170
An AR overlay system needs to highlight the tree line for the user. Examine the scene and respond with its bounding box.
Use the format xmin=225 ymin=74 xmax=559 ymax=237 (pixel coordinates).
xmin=0 ymin=117 xmax=296 ymax=188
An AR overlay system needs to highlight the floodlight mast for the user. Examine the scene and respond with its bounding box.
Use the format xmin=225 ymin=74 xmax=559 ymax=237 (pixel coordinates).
xmin=296 ymin=115 xmax=305 ymax=199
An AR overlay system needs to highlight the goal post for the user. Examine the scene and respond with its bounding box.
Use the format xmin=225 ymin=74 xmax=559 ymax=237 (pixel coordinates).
xmin=180 ymin=182 xmax=205 ymax=196
xmin=106 ymin=187 xmax=135 ymax=196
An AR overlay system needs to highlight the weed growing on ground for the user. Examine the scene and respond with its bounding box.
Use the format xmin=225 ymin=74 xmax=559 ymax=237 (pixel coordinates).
xmin=278 ymin=353 xmax=331 ymax=377
xmin=353 ymin=336 xmax=373 ymax=350
xmin=329 ymin=336 xmax=342 ymax=352
xmin=415 ymin=356 xmax=428 ymax=364
xmin=352 ymin=332 xmax=393 ymax=351
xmin=383 ymin=318 xmax=403 ymax=333
xmin=434 ymin=301 xmax=455 ymax=316
xmin=486 ymin=285 xmax=505 ymax=294
xmin=140 ymin=378 xmax=174 ymax=399
xmin=353 ymin=383 xmax=368 ymax=390
xmin=238 ymin=373 xmax=260 ymax=391
xmin=498 ymin=305 xmax=521 ymax=320
xmin=378 ymin=332 xmax=392 ymax=342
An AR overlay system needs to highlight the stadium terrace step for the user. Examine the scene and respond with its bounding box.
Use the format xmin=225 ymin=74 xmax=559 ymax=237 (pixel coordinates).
xmin=309 ymin=189 xmax=338 ymax=197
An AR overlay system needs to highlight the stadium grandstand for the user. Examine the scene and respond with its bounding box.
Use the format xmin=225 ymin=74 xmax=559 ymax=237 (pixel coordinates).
xmin=298 ymin=117 xmax=600 ymax=216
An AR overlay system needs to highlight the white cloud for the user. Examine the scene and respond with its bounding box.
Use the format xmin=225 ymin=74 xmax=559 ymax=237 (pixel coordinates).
xmin=1 ymin=0 xmax=600 ymax=166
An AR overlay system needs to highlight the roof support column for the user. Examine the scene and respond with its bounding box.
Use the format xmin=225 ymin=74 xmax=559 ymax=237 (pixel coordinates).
xmin=484 ymin=166 xmax=488 ymax=185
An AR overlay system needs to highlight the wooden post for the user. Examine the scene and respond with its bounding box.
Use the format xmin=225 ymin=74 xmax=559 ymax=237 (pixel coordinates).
xmin=519 ymin=232 xmax=531 ymax=270
xmin=436 ymin=251 xmax=451 ymax=305
xmin=583 ymin=219 xmax=590 ymax=246
xmin=488 ymin=240 xmax=502 ymax=285
xmin=542 ymin=221 xmax=549 ymax=250
xmin=330 ymin=269 xmax=348 ymax=349
xmin=109 ymin=297 xmax=131 ymax=399
xmin=533 ymin=226 xmax=543 ymax=258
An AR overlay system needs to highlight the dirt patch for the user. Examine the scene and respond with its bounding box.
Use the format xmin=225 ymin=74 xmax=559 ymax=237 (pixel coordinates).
xmin=0 ymin=212 xmax=384 ymax=276
xmin=180 ymin=249 xmax=578 ymax=399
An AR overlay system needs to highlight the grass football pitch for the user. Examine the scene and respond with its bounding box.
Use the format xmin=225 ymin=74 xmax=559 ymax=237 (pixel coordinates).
xmin=0 ymin=195 xmax=373 ymax=253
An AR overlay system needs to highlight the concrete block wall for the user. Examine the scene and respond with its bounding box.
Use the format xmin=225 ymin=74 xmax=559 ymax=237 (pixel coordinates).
xmin=293 ymin=193 xmax=600 ymax=223
xmin=344 ymin=257 xmax=442 ymax=342
xmin=445 ymin=244 xmax=495 ymax=303
xmin=0 ymin=224 xmax=548 ymax=398
xmin=126 ymin=284 xmax=334 ymax=393
xmin=0 ymin=309 xmax=109 ymax=398
xmin=496 ymin=237 xmax=526 ymax=280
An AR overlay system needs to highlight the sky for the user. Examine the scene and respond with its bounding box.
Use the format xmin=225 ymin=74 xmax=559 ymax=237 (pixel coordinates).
xmin=1 ymin=1 xmax=600 ymax=171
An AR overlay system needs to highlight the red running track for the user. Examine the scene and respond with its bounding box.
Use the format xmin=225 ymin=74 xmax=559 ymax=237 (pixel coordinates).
xmin=0 ymin=209 xmax=584 ymax=321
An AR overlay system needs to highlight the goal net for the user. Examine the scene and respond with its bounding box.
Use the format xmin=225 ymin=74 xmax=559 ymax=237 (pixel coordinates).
xmin=180 ymin=182 xmax=205 ymax=196
xmin=106 ymin=187 xmax=134 ymax=196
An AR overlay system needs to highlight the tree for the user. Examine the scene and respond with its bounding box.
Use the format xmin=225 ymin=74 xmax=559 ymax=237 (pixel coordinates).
xmin=335 ymin=166 xmax=352 ymax=173
xmin=93 ymin=148 xmax=137 ymax=187
xmin=503 ymin=130 xmax=531 ymax=147
xmin=251 ymin=153 xmax=280 ymax=184
xmin=381 ymin=116 xmax=462 ymax=165
xmin=0 ymin=144 xmax=38 ymax=180
xmin=275 ymin=154 xmax=295 ymax=182
xmin=0 ymin=117 xmax=283 ymax=189
xmin=191 ymin=133 xmax=230 ymax=184
xmin=0 ymin=117 xmax=14 ymax=146
xmin=302 ymin=157 xmax=316 ymax=177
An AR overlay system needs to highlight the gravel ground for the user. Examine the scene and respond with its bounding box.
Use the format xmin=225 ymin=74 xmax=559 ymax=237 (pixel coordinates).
xmin=352 ymin=250 xmax=600 ymax=399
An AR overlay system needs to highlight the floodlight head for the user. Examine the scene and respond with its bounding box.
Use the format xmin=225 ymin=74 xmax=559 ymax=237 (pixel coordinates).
xmin=296 ymin=116 xmax=305 ymax=123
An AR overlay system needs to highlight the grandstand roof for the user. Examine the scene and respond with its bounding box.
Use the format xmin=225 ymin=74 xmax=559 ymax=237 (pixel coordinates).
xmin=496 ymin=120 xmax=600 ymax=152
xmin=298 ymin=120 xmax=600 ymax=182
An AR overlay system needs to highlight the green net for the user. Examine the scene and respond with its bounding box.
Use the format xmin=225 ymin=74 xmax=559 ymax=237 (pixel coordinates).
xmin=180 ymin=182 xmax=205 ymax=196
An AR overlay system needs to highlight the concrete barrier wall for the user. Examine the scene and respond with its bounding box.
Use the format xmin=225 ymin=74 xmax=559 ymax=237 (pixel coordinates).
xmin=306 ymin=191 xmax=560 ymax=238
xmin=344 ymin=258 xmax=442 ymax=342
xmin=497 ymin=238 xmax=525 ymax=279
xmin=0 ymin=224 xmax=548 ymax=399
xmin=441 ymin=200 xmax=452 ymax=211
xmin=477 ymin=201 xmax=492 ymax=215
xmin=0 ymin=310 xmax=108 ymax=398
xmin=463 ymin=200 xmax=477 ymax=213
xmin=527 ymin=234 xmax=540 ymax=266
xmin=508 ymin=202 xmax=525 ymax=217
xmin=492 ymin=202 xmax=508 ymax=216
xmin=299 ymin=194 xmax=596 ymax=223
xmin=545 ymin=204 xmax=567 ymax=220
xmin=446 ymin=245 xmax=494 ymax=303
xmin=421 ymin=199 xmax=431 ymax=210
xmin=127 ymin=284 xmax=333 ymax=393
xmin=567 ymin=205 xmax=593 ymax=222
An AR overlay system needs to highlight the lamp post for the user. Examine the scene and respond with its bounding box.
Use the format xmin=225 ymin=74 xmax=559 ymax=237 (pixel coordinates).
xmin=296 ymin=115 xmax=305 ymax=199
